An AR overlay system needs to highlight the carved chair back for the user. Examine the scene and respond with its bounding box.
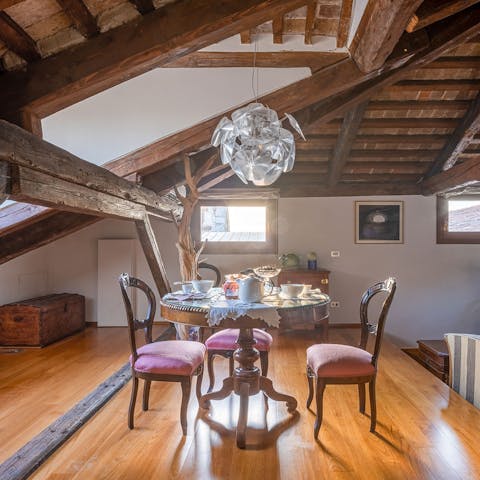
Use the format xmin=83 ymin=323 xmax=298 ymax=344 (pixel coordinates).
xmin=119 ymin=273 xmax=156 ymax=364
xmin=359 ymin=277 xmax=397 ymax=367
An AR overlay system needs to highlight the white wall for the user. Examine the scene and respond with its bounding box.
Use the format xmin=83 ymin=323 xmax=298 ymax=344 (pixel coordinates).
xmin=2 ymin=195 xmax=478 ymax=345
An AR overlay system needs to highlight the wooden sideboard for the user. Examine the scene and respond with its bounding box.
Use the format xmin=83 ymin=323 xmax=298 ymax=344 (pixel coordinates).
xmin=277 ymin=269 xmax=330 ymax=335
xmin=277 ymin=268 xmax=330 ymax=294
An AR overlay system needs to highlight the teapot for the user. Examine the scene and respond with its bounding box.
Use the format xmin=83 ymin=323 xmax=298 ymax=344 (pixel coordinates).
xmin=237 ymin=275 xmax=264 ymax=303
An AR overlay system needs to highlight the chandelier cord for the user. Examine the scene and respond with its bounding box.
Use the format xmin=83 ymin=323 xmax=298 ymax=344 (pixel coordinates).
xmin=251 ymin=35 xmax=258 ymax=102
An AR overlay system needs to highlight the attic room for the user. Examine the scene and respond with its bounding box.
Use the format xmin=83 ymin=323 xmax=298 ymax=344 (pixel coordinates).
xmin=0 ymin=0 xmax=480 ymax=478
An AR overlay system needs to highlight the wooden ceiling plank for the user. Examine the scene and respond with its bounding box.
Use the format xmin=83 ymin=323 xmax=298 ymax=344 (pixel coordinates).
xmin=406 ymin=0 xmax=480 ymax=33
xmin=427 ymin=56 xmax=480 ymax=69
xmin=163 ymin=51 xmax=349 ymax=70
xmin=328 ymin=101 xmax=368 ymax=187
xmin=272 ymin=15 xmax=284 ymax=44
xmin=130 ymin=0 xmax=155 ymax=15
xmin=350 ymin=0 xmax=424 ymax=73
xmin=0 ymin=120 xmax=179 ymax=217
xmin=303 ymin=5 xmax=480 ymax=131
xmin=0 ymin=0 xmax=307 ymax=120
xmin=422 ymin=157 xmax=480 ymax=195
xmin=103 ymin=5 xmax=480 ymax=179
xmin=0 ymin=202 xmax=50 ymax=235
xmin=336 ymin=0 xmax=353 ymax=48
xmin=0 ymin=12 xmax=40 ymax=62
xmin=304 ymin=1 xmax=316 ymax=45
xmin=425 ymin=91 xmax=480 ymax=177
xmin=56 ymin=0 xmax=99 ymax=38
xmin=0 ymin=0 xmax=23 ymax=10
xmin=367 ymin=100 xmax=469 ymax=111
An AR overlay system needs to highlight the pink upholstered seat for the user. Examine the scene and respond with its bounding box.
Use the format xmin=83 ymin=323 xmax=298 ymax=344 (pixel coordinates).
xmin=131 ymin=340 xmax=206 ymax=376
xmin=205 ymin=328 xmax=273 ymax=352
xmin=307 ymin=344 xmax=375 ymax=378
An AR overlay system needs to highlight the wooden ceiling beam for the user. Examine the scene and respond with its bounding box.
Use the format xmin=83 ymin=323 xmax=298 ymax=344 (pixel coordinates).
xmin=427 ymin=56 xmax=480 ymax=69
xmin=367 ymin=100 xmax=470 ymax=111
xmin=406 ymin=0 xmax=480 ymax=33
xmin=0 ymin=0 xmax=307 ymax=120
xmin=422 ymin=157 xmax=480 ymax=195
xmin=163 ymin=51 xmax=348 ymax=70
xmin=198 ymin=168 xmax=236 ymax=192
xmin=328 ymin=102 xmax=368 ymax=187
xmin=388 ymin=79 xmax=480 ymax=91
xmin=240 ymin=30 xmax=252 ymax=44
xmin=0 ymin=12 xmax=40 ymax=62
xmin=304 ymin=1 xmax=316 ymax=45
xmin=272 ymin=15 xmax=284 ymax=44
xmin=0 ymin=209 xmax=98 ymax=266
xmin=56 ymin=0 xmax=99 ymax=38
xmin=278 ymin=183 xmax=422 ymax=197
xmin=130 ymin=0 xmax=155 ymax=15
xmin=104 ymin=5 xmax=480 ymax=179
xmin=425 ymin=91 xmax=480 ymax=177
xmin=0 ymin=121 xmax=179 ymax=219
xmin=350 ymin=0 xmax=424 ymax=73
xmin=336 ymin=0 xmax=353 ymax=48
xmin=0 ymin=1 xmax=23 ymax=9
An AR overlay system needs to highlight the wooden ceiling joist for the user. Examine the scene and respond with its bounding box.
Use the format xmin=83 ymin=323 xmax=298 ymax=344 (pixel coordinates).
xmin=0 ymin=0 xmax=307 ymax=121
xmin=240 ymin=30 xmax=251 ymax=44
xmin=163 ymin=51 xmax=348 ymax=71
xmin=130 ymin=0 xmax=155 ymax=15
xmin=336 ymin=0 xmax=353 ymax=48
xmin=406 ymin=0 xmax=480 ymax=33
xmin=272 ymin=15 xmax=284 ymax=44
xmin=0 ymin=12 xmax=40 ymax=62
xmin=56 ymin=0 xmax=99 ymax=38
xmin=304 ymin=1 xmax=316 ymax=45
xmin=328 ymin=102 xmax=369 ymax=187
xmin=350 ymin=0 xmax=424 ymax=73
xmin=425 ymin=91 xmax=480 ymax=177
xmin=0 ymin=0 xmax=22 ymax=8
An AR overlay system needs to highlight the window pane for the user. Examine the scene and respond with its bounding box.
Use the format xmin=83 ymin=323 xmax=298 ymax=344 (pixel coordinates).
xmin=0 ymin=199 xmax=16 ymax=210
xmin=448 ymin=200 xmax=480 ymax=232
xmin=201 ymin=206 xmax=266 ymax=242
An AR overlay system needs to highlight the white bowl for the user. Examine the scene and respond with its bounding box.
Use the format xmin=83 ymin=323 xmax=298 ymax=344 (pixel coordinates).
xmin=181 ymin=282 xmax=194 ymax=294
xmin=191 ymin=279 xmax=214 ymax=293
xmin=280 ymin=283 xmax=304 ymax=299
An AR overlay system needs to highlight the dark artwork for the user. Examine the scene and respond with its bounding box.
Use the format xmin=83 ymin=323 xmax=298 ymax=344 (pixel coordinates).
xmin=358 ymin=204 xmax=401 ymax=241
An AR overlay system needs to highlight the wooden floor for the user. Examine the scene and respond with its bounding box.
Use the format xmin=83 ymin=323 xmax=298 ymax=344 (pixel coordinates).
xmin=2 ymin=327 xmax=480 ymax=479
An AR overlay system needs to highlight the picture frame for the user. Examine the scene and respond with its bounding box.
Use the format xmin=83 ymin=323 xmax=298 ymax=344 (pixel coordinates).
xmin=355 ymin=201 xmax=404 ymax=244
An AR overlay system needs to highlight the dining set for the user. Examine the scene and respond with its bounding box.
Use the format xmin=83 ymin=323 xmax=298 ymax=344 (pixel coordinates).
xmin=119 ymin=272 xmax=396 ymax=448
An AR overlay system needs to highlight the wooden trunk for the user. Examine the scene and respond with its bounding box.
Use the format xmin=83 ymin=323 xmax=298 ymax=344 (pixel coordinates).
xmin=417 ymin=339 xmax=450 ymax=383
xmin=0 ymin=293 xmax=85 ymax=346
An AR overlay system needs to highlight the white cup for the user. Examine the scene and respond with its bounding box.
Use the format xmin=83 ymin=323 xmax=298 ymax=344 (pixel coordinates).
xmin=280 ymin=284 xmax=304 ymax=299
xmin=302 ymin=284 xmax=312 ymax=295
xmin=181 ymin=283 xmax=194 ymax=294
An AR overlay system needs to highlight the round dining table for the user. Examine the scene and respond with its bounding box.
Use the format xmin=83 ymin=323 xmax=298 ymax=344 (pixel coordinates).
xmin=160 ymin=288 xmax=330 ymax=448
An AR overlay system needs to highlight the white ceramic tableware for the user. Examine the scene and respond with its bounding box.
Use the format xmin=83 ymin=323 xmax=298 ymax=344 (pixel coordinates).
xmin=191 ymin=279 xmax=214 ymax=293
xmin=238 ymin=276 xmax=264 ymax=303
xmin=301 ymin=284 xmax=312 ymax=296
xmin=280 ymin=284 xmax=304 ymax=299
xmin=181 ymin=282 xmax=194 ymax=294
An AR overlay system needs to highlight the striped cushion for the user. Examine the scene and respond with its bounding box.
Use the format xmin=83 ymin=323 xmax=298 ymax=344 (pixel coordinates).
xmin=444 ymin=333 xmax=480 ymax=409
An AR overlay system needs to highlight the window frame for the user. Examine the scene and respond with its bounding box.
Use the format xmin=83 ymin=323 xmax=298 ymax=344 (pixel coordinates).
xmin=192 ymin=198 xmax=278 ymax=254
xmin=437 ymin=195 xmax=480 ymax=244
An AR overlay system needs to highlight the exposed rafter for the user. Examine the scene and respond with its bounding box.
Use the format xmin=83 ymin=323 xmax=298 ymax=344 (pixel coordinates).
xmin=56 ymin=0 xmax=99 ymax=38
xmin=272 ymin=15 xmax=284 ymax=44
xmin=350 ymin=0 xmax=424 ymax=73
xmin=304 ymin=1 xmax=316 ymax=45
xmin=406 ymin=0 xmax=480 ymax=33
xmin=0 ymin=0 xmax=307 ymax=121
xmin=130 ymin=0 xmax=155 ymax=15
xmin=425 ymin=92 xmax=480 ymax=178
xmin=328 ymin=102 xmax=369 ymax=187
xmin=336 ymin=0 xmax=353 ymax=48
xmin=0 ymin=12 xmax=40 ymax=62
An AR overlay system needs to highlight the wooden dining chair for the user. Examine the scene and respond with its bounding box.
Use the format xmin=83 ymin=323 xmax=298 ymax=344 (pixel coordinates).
xmin=306 ymin=277 xmax=396 ymax=438
xmin=119 ymin=273 xmax=205 ymax=435
xmin=205 ymin=328 xmax=273 ymax=392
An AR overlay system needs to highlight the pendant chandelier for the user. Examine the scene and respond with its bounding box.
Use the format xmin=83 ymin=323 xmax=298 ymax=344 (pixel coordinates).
xmin=211 ymin=102 xmax=305 ymax=186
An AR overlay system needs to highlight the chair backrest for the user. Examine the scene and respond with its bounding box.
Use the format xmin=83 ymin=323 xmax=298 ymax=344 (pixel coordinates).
xmin=118 ymin=273 xmax=156 ymax=363
xmin=198 ymin=262 xmax=221 ymax=287
xmin=444 ymin=333 xmax=480 ymax=409
xmin=359 ymin=277 xmax=397 ymax=367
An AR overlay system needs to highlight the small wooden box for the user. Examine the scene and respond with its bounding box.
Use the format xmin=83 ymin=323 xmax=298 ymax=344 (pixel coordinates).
xmin=277 ymin=268 xmax=330 ymax=294
xmin=417 ymin=339 xmax=449 ymax=383
xmin=0 ymin=293 xmax=85 ymax=347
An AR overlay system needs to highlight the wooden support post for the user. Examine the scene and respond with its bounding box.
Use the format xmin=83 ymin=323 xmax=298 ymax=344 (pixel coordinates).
xmin=135 ymin=214 xmax=171 ymax=296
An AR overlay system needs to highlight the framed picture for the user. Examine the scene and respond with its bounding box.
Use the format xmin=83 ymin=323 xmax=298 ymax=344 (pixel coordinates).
xmin=355 ymin=201 xmax=404 ymax=244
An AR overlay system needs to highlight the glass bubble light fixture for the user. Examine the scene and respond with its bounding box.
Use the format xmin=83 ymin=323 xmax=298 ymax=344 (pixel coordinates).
xmin=211 ymin=102 xmax=306 ymax=186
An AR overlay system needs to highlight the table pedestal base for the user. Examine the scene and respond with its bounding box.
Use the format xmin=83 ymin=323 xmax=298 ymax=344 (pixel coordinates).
xmin=199 ymin=326 xmax=297 ymax=448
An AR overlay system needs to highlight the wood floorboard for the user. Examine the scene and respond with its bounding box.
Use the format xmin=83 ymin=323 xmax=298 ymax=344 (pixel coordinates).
xmin=2 ymin=327 xmax=480 ymax=479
